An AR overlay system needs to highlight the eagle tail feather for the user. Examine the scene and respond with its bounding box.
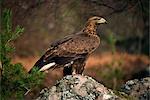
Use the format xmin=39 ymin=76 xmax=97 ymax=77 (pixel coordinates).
xmin=39 ymin=62 xmax=56 ymax=71
xmin=29 ymin=56 xmax=54 ymax=73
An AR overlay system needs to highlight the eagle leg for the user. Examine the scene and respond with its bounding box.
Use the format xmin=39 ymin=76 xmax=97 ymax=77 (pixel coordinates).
xmin=74 ymin=58 xmax=86 ymax=74
xmin=72 ymin=61 xmax=85 ymax=75
xmin=63 ymin=58 xmax=86 ymax=76
xmin=63 ymin=65 xmax=73 ymax=76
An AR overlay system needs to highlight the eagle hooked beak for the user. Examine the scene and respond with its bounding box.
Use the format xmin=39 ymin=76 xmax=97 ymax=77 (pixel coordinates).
xmin=97 ymin=18 xmax=107 ymax=24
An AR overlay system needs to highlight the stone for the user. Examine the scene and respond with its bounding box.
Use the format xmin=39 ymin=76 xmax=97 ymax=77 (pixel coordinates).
xmin=121 ymin=77 xmax=150 ymax=100
xmin=36 ymin=75 xmax=120 ymax=100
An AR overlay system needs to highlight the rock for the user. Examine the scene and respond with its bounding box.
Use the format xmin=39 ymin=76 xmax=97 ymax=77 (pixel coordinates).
xmin=36 ymin=75 xmax=120 ymax=100
xmin=121 ymin=77 xmax=150 ymax=100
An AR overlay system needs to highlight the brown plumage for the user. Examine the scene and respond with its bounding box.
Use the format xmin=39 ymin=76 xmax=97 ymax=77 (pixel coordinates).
xmin=29 ymin=16 xmax=107 ymax=75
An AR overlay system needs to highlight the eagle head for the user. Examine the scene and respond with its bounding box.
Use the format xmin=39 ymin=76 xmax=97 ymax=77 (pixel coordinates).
xmin=88 ymin=16 xmax=107 ymax=25
xmin=83 ymin=16 xmax=107 ymax=34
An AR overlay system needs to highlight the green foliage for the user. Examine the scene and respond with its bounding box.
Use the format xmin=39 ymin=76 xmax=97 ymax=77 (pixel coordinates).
xmin=91 ymin=59 xmax=125 ymax=90
xmin=106 ymin=60 xmax=124 ymax=78
xmin=105 ymin=30 xmax=117 ymax=53
xmin=0 ymin=9 xmax=24 ymax=66
xmin=0 ymin=9 xmax=45 ymax=99
xmin=1 ymin=64 xmax=45 ymax=99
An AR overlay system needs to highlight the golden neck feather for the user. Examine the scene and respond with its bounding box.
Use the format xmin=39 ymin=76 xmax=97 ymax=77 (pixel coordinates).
xmin=82 ymin=21 xmax=97 ymax=35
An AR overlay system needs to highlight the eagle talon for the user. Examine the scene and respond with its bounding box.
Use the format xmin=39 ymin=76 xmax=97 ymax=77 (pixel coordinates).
xmin=72 ymin=71 xmax=76 ymax=75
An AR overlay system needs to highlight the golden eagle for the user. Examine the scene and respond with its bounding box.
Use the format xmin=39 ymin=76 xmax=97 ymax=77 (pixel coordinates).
xmin=29 ymin=16 xmax=107 ymax=75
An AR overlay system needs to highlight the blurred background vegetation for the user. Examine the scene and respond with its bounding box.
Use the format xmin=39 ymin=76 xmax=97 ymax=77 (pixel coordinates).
xmin=1 ymin=0 xmax=149 ymax=99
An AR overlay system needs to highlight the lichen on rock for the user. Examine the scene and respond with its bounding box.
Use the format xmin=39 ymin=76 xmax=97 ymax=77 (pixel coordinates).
xmin=36 ymin=75 xmax=119 ymax=100
xmin=121 ymin=77 xmax=150 ymax=100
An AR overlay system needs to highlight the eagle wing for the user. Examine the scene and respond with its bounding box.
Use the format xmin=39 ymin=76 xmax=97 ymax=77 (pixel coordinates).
xmin=58 ymin=33 xmax=100 ymax=54
xmin=29 ymin=32 xmax=100 ymax=72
